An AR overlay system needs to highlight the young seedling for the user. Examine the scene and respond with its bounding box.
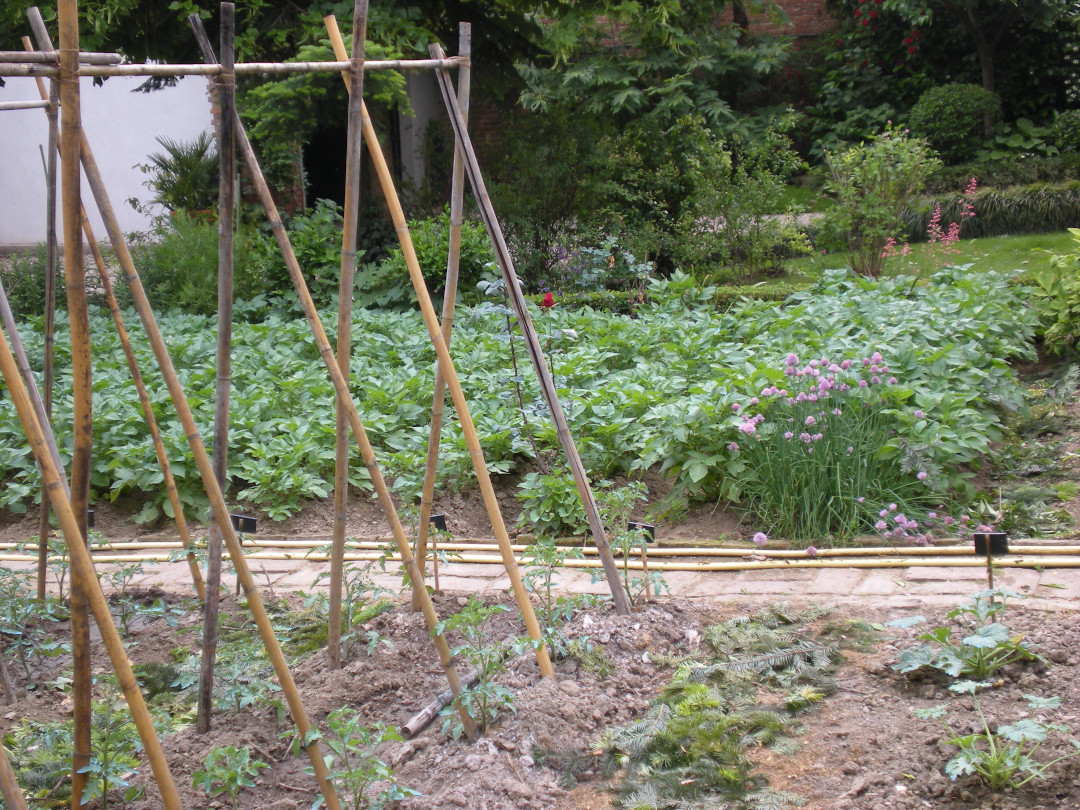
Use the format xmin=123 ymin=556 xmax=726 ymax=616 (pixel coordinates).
xmin=916 ymin=681 xmax=1080 ymax=790
xmin=193 ymin=745 xmax=269 ymax=810
xmin=78 ymin=679 xmax=145 ymax=810
xmin=521 ymin=535 xmax=597 ymax=654
xmin=308 ymin=708 xmax=419 ymax=810
xmin=435 ymin=597 xmax=530 ymax=738
xmin=891 ymin=589 xmax=1044 ymax=680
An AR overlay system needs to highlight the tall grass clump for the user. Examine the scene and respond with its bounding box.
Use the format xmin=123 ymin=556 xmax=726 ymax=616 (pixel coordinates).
xmin=731 ymin=352 xmax=934 ymax=544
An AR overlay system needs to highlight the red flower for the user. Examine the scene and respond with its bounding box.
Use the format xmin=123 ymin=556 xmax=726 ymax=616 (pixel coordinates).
xmin=861 ymin=18 xmax=869 ymax=25
xmin=908 ymin=45 xmax=916 ymax=53
xmin=541 ymin=292 xmax=555 ymax=309
xmin=869 ymin=9 xmax=877 ymax=17
xmin=904 ymin=36 xmax=912 ymax=45
xmin=854 ymin=7 xmax=861 ymax=15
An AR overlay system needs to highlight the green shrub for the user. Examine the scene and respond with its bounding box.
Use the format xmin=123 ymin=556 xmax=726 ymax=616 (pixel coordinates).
xmin=357 ymin=210 xmax=495 ymax=309
xmin=126 ymin=216 xmax=269 ymax=316
xmin=908 ymin=83 xmax=1001 ymax=165
xmin=1051 ymin=109 xmax=1080 ymax=153
xmin=902 ymin=181 xmax=1080 ymax=241
xmin=1 ymin=244 xmax=55 ymax=319
xmin=136 ymin=132 xmax=219 ymax=214
xmin=819 ymin=127 xmax=941 ymax=276
xmin=979 ymin=118 xmax=1060 ymax=162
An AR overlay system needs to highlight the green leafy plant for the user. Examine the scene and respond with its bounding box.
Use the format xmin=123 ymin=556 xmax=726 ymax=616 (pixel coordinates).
xmin=192 ymin=745 xmax=269 ymax=810
xmin=1028 ymin=227 xmax=1080 ymax=355
xmin=3 ymin=718 xmax=75 ymax=807
xmin=103 ymin=561 xmax=146 ymax=637
xmin=891 ymin=589 xmax=1043 ymax=679
xmin=313 ymin=708 xmax=419 ymax=810
xmin=313 ymin=562 xmax=390 ymax=660
xmin=0 ymin=567 xmax=68 ymax=691
xmin=820 ymin=126 xmax=941 ymax=276
xmin=521 ymin=535 xmax=595 ymax=654
xmin=134 ymin=132 xmax=219 ymax=214
xmin=916 ymin=682 xmax=1080 ymax=790
xmin=907 ymin=83 xmax=1001 ymax=165
xmin=435 ymin=597 xmax=529 ymax=738
xmin=595 ymin=481 xmax=667 ymax=604
xmin=516 ymin=471 xmax=586 ymax=538
xmin=980 ymin=118 xmax=1061 ymax=162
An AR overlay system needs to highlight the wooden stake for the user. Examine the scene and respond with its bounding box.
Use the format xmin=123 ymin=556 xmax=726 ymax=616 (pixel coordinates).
xmin=0 ymin=740 xmax=29 ymax=810
xmin=326 ymin=17 xmax=554 ymax=677
xmin=428 ymin=42 xmax=631 ymax=616
xmin=24 ymin=14 xmax=206 ymax=601
xmin=198 ymin=0 xmax=236 ymax=734
xmin=188 ymin=15 xmax=476 ymax=740
xmin=328 ymin=0 xmax=369 ymax=671
xmin=0 ymin=310 xmax=184 ymax=810
xmin=413 ymin=22 xmax=471 ymax=610
xmin=0 ymin=652 xmax=15 ymax=705
xmin=56 ymin=2 xmax=93 ymax=803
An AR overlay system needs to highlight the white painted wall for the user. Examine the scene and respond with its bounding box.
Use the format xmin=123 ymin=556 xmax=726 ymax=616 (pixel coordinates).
xmin=0 ymin=75 xmax=212 ymax=248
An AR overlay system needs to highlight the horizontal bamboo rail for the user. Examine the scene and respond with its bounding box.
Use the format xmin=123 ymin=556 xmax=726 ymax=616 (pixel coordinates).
xmin=0 ymin=56 xmax=465 ymax=78
xmin=9 ymin=551 xmax=1080 ymax=572
xmin=6 ymin=539 xmax=1078 ymax=558
xmin=0 ymin=99 xmax=48 ymax=111
xmin=0 ymin=49 xmax=119 ymax=63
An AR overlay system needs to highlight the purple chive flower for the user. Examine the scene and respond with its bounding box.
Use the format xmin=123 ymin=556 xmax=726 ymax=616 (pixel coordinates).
xmin=857 ymin=496 xmax=865 ymax=503
xmin=847 ymin=446 xmax=854 ymax=454
xmin=927 ymin=511 xmax=937 ymax=519
xmin=805 ymin=415 xmax=816 ymax=426
xmin=813 ymin=433 xmax=823 ymax=441
xmin=800 ymin=432 xmax=812 ymax=443
xmin=752 ymin=532 xmax=768 ymax=547
xmin=840 ymin=359 xmax=852 ymax=370
xmin=808 ymin=394 xmax=819 ymax=402
xmin=879 ymin=509 xmax=889 ymax=518
xmin=889 ymin=503 xmax=897 ymax=511
xmin=728 ymin=442 xmax=739 ymax=451
xmin=917 ymin=471 xmax=928 ymax=480
xmin=783 ymin=431 xmax=794 ymax=439
xmin=858 ymin=380 xmax=868 ymax=388
xmin=888 ymin=377 xmax=898 ymax=385
xmin=749 ymin=397 xmax=759 ymax=405
xmin=732 ymin=403 xmax=741 ymax=412
xmin=862 ymin=357 xmax=871 ymax=367
xmin=810 ymin=359 xmax=820 ymax=368
xmin=943 ymin=516 xmax=955 ymax=526
xmin=870 ymin=364 xmax=880 ymax=374
xmin=875 ymin=520 xmax=887 ymax=531
xmin=871 ymin=375 xmax=881 ymax=385
xmin=796 ymin=392 xmax=808 ymax=403
xmin=806 ymin=546 xmax=818 ymax=557
xmin=786 ymin=353 xmax=798 ymax=366
xmin=871 ymin=352 xmax=883 ymax=364
xmin=833 ymin=408 xmax=843 ymax=416
xmin=914 ymin=410 xmax=924 ymax=419
xmin=739 ymin=421 xmax=757 ymax=435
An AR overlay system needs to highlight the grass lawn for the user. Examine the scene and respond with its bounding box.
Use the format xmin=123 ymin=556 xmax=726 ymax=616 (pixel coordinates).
xmin=783 ymin=229 xmax=1075 ymax=280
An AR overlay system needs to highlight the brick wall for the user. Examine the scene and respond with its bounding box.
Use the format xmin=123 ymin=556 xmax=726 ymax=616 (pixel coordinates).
xmin=721 ymin=0 xmax=837 ymax=38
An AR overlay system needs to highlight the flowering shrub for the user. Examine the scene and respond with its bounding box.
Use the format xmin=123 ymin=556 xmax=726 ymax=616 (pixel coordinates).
xmin=728 ymin=351 xmax=933 ymax=544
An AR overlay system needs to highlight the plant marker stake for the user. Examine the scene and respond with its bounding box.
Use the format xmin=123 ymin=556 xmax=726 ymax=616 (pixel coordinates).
xmin=25 ymin=9 xmax=206 ymax=601
xmin=325 ymin=15 xmax=556 ymax=676
xmin=0 ymin=296 xmax=184 ymax=810
xmin=189 ymin=16 xmax=480 ymax=740
xmin=0 ymin=738 xmax=29 ymax=810
xmin=328 ymin=0 xmax=369 ymax=671
xmin=429 ymin=41 xmax=631 ymax=616
xmin=414 ymin=21 xmax=471 ymax=610
xmin=197 ymin=0 xmax=236 ymax=734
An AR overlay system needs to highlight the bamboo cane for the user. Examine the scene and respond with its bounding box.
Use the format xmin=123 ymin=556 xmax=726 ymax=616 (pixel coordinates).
xmin=187 ymin=15 xmax=476 ymax=741
xmin=0 ymin=310 xmax=184 ymax=810
xmin=56 ymin=3 xmax=93 ymax=804
xmin=197 ymin=1 xmax=236 ymax=734
xmin=0 ymin=740 xmax=29 ymax=810
xmin=22 ymin=32 xmax=58 ymax=603
xmin=328 ymin=0 xmax=368 ymax=670
xmin=24 ymin=13 xmax=206 ymax=601
xmin=325 ymin=16 xmax=554 ymax=678
xmin=0 ymin=99 xmax=49 ymax=110
xmin=429 ymin=42 xmax=631 ymax=617
xmin=0 ymin=56 xmax=465 ymax=78
xmin=413 ymin=22 xmax=471 ymax=610
xmin=0 ymin=49 xmax=118 ymax=63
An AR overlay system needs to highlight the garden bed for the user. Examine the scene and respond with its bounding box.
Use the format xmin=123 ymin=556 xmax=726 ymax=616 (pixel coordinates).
xmin=3 ymin=583 xmax=1079 ymax=810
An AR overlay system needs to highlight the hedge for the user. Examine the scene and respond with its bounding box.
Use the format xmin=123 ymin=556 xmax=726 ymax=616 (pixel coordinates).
xmin=527 ymin=281 xmax=811 ymax=315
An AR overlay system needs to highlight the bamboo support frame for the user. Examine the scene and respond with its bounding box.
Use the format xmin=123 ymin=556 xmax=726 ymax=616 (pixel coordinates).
xmin=56 ymin=3 xmax=94 ymax=803
xmin=428 ymin=42 xmax=631 ymax=616
xmin=328 ymin=0 xmax=369 ymax=670
xmin=0 ymin=740 xmax=29 ymax=810
xmin=0 ymin=305 xmax=184 ymax=810
xmin=188 ymin=12 xmax=477 ymax=748
xmin=197 ymin=0 xmax=236 ymax=734
xmin=325 ymin=16 xmax=554 ymax=677
xmin=24 ymin=12 xmax=206 ymax=601
xmin=413 ymin=22 xmax=471 ymax=610
xmin=0 ymin=56 xmax=463 ymax=78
